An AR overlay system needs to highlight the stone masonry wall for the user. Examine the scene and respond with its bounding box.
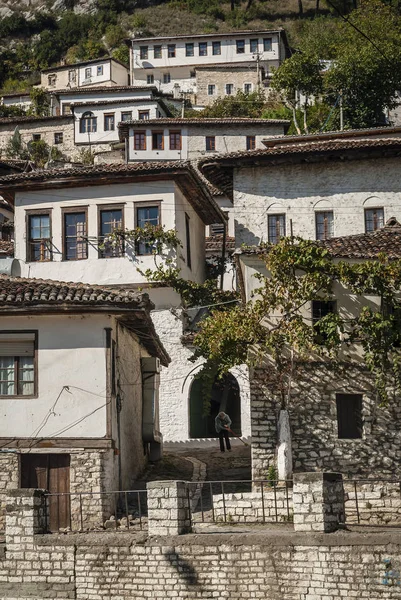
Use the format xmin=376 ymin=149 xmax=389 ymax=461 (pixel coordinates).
xmin=196 ymin=66 xmax=260 ymax=106
xmin=0 ymin=120 xmax=76 ymax=159
xmin=212 ymin=487 xmax=293 ymax=524
xmin=250 ymin=363 xmax=401 ymax=480
xmin=0 ymin=452 xmax=18 ymax=532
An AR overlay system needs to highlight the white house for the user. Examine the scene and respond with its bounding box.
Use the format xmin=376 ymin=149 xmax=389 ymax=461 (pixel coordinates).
xmin=130 ymin=30 xmax=289 ymax=104
xmin=0 ymin=275 xmax=169 ymax=531
xmin=1 ymin=92 xmax=32 ymax=111
xmin=0 ymin=161 xmax=250 ymax=446
xmin=40 ymin=57 xmax=129 ymax=91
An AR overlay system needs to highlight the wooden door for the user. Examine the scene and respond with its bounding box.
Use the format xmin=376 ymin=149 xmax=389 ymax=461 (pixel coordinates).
xmin=21 ymin=454 xmax=71 ymax=531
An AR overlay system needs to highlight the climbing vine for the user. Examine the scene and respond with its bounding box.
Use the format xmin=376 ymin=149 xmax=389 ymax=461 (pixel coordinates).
xmin=192 ymin=236 xmax=401 ymax=409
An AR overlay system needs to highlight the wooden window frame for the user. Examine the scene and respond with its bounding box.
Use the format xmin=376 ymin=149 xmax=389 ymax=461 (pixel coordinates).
xmin=169 ymin=130 xmax=182 ymax=151
xmin=54 ymin=132 xmax=63 ymax=145
xmin=25 ymin=208 xmax=53 ymax=263
xmin=97 ymin=204 xmax=125 ymax=259
xmin=152 ymin=131 xmax=164 ymax=151
xmin=134 ymin=201 xmax=162 ymax=256
xmin=364 ymin=207 xmax=384 ymax=233
xmin=138 ymin=110 xmax=150 ymax=121
xmin=134 ymin=131 xmax=146 ymax=151
xmin=315 ymin=211 xmax=334 ymax=241
xmin=121 ymin=111 xmax=132 ymax=122
xmin=0 ymin=330 xmax=38 ymax=400
xmin=205 ymin=136 xmax=216 ymax=152
xmin=246 ymin=135 xmax=256 ymax=150
xmin=268 ymin=213 xmax=285 ymax=244
xmin=104 ymin=113 xmax=115 ymax=132
xmin=208 ymin=84 xmax=216 ymax=96
xmin=61 ymin=207 xmax=88 ymax=262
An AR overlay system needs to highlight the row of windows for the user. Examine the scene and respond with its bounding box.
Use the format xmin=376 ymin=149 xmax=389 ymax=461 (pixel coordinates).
xmin=268 ymin=208 xmax=385 ymax=244
xmin=132 ymin=130 xmax=256 ymax=152
xmin=208 ymin=83 xmax=253 ymax=96
xmin=47 ymin=66 xmax=103 ymax=87
xmin=139 ymin=38 xmax=273 ymax=60
xmin=31 ymin=133 xmax=64 ymax=145
xmin=79 ymin=110 xmax=149 ymax=134
xmin=26 ymin=204 xmax=192 ymax=265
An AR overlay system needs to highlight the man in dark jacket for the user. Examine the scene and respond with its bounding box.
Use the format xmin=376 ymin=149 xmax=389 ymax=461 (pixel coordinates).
xmin=215 ymin=411 xmax=232 ymax=452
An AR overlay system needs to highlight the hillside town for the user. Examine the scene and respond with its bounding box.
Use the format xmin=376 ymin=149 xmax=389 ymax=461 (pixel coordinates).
xmin=2 ymin=0 xmax=401 ymax=598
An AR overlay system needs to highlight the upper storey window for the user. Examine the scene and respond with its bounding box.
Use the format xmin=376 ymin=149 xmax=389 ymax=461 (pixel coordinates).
xmin=199 ymin=42 xmax=208 ymax=56
xmin=263 ymin=38 xmax=272 ymax=51
xmin=140 ymin=46 xmax=148 ymax=60
xmin=250 ymin=39 xmax=258 ymax=53
xmin=168 ymin=44 xmax=176 ymax=58
xmin=80 ymin=112 xmax=97 ymax=134
xmin=186 ymin=43 xmax=194 ymax=57
xmin=48 ymin=74 xmax=56 ymax=87
xmin=85 ymin=67 xmax=92 ymax=79
xmin=315 ymin=211 xmax=334 ymax=240
xmin=97 ymin=65 xmax=103 ymax=75
xmin=28 ymin=213 xmax=51 ymax=262
xmin=365 ymin=208 xmax=384 ymax=232
xmin=63 ymin=210 xmax=88 ymax=261
xmin=236 ymin=40 xmax=245 ymax=54
xmin=212 ymin=41 xmax=221 ymax=55
xmin=154 ymin=45 xmax=162 ymax=58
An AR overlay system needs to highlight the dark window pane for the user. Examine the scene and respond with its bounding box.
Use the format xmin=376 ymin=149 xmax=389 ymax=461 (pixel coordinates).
xmin=268 ymin=214 xmax=285 ymax=244
xmin=137 ymin=206 xmax=159 ymax=255
xmin=365 ymin=208 xmax=384 ymax=232
xmin=212 ymin=41 xmax=221 ymax=55
xmin=64 ymin=212 xmax=87 ymax=260
xmin=29 ymin=214 xmax=51 ymax=261
xmin=99 ymin=209 xmax=123 ymax=258
xmin=336 ymin=394 xmax=363 ymax=439
xmin=315 ymin=211 xmax=334 ymax=240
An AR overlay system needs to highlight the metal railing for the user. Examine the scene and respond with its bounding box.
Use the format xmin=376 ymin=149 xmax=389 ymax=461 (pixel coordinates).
xmin=44 ymin=489 xmax=147 ymax=533
xmin=187 ymin=479 xmax=293 ymax=527
xmin=343 ymin=479 xmax=401 ymax=527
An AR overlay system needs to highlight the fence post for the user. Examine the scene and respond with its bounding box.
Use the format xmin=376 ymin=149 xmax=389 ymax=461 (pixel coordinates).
xmin=5 ymin=489 xmax=48 ymax=552
xmin=147 ymin=480 xmax=191 ymax=536
xmin=293 ymin=472 xmax=345 ymax=533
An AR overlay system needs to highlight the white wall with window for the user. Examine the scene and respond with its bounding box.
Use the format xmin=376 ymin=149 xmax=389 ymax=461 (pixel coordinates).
xmin=233 ymin=156 xmax=401 ymax=246
xmin=73 ymin=100 xmax=168 ymax=145
xmin=14 ymin=180 xmax=206 ymax=286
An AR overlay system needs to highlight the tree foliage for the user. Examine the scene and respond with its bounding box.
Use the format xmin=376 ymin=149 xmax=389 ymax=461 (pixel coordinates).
xmin=200 ymin=89 xmax=268 ymax=118
xmin=193 ymin=237 xmax=401 ymax=409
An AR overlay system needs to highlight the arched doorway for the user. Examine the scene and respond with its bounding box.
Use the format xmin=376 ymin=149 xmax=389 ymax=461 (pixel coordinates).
xmin=189 ymin=373 xmax=241 ymax=438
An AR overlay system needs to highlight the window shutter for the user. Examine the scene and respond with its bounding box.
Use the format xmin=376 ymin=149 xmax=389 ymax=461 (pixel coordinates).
xmin=0 ymin=333 xmax=35 ymax=357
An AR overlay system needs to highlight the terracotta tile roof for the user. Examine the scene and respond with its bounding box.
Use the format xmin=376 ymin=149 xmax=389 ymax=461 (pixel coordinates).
xmin=205 ymin=235 xmax=235 ymax=254
xmin=0 ymin=275 xmax=151 ymax=308
xmin=199 ymin=137 xmax=401 ymax=197
xmin=0 ymin=240 xmax=13 ymax=256
xmin=0 ymin=115 xmax=73 ymax=125
xmin=41 ymin=56 xmax=128 ymax=72
xmin=0 ymin=159 xmax=31 ymax=172
xmin=262 ymin=125 xmax=401 ymax=147
xmin=55 ymin=85 xmax=156 ymax=95
xmin=130 ymin=28 xmax=285 ymax=42
xmin=0 ymin=161 xmax=226 ymax=226
xmin=319 ymin=217 xmax=401 ymax=259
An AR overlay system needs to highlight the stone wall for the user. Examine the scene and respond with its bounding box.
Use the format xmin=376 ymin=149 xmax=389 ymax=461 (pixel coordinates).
xmin=250 ymin=363 xmax=401 ymax=480
xmin=196 ymin=66 xmax=260 ymax=106
xmin=211 ymin=486 xmax=293 ymax=524
xmin=0 ymin=451 xmax=18 ymax=532
xmin=0 ymin=119 xmax=76 ymax=160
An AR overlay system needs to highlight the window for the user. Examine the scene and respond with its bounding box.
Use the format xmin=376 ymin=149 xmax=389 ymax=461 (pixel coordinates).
xmin=336 ymin=394 xmax=363 ymax=439
xmin=246 ymin=135 xmax=256 ymax=150
xmin=206 ymin=136 xmax=216 ymax=151
xmin=152 ymin=131 xmax=164 ymax=150
xmin=27 ymin=213 xmax=51 ymax=262
xmin=225 ymin=84 xmax=234 ymax=95
xmin=0 ymin=333 xmax=36 ymax=398
xmin=312 ymin=300 xmax=336 ymax=344
xmin=163 ymin=73 xmax=171 ymax=84
xmin=169 ymin=130 xmax=181 ymax=150
xmin=138 ymin=110 xmax=149 ymax=120
xmin=121 ymin=111 xmax=132 ymax=122
xmin=68 ymin=70 xmax=76 ymax=83
xmin=136 ymin=205 xmax=160 ymax=255
xmin=63 ymin=211 xmax=87 ymax=261
xmin=140 ymin=46 xmax=148 ymax=60
xmin=210 ymin=223 xmax=225 ymax=236
xmin=186 ymin=43 xmax=194 ymax=57
xmin=236 ymin=40 xmax=245 ymax=54
xmin=80 ymin=111 xmax=97 ymax=134
xmin=168 ymin=44 xmax=176 ymax=58
xmin=104 ymin=113 xmax=115 ymax=131
xmin=185 ymin=213 xmax=191 ymax=269
xmin=54 ymin=132 xmax=63 ymax=145
xmin=48 ymin=74 xmax=56 ymax=87
xmin=199 ymin=42 xmax=208 ymax=56
xmin=62 ymin=103 xmax=72 ymax=116
xmin=154 ymin=45 xmax=162 ymax=58
xmin=268 ymin=214 xmax=285 ymax=244
xmin=250 ymin=39 xmax=258 ymax=53
xmin=190 ymin=70 xmax=196 ymax=78
xmin=32 ymin=134 xmax=41 ymax=142
xmin=365 ymin=208 xmax=384 ymax=232
xmin=97 ymin=65 xmax=104 ymax=76
xmin=315 ymin=211 xmax=334 ymax=240
xmin=99 ymin=207 xmax=123 ymax=258
xmin=147 ymin=74 xmax=154 ymax=84
xmin=212 ymin=41 xmax=221 ymax=55
xmin=208 ymin=84 xmax=216 ymax=96
xmin=244 ymin=83 xmax=253 ymax=94
xmin=134 ymin=131 xmax=146 ymax=150
xmin=85 ymin=67 xmax=92 ymax=79
xmin=263 ymin=38 xmax=272 ymax=51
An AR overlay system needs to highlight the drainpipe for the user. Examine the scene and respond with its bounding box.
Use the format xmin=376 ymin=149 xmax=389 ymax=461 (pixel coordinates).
xmin=220 ymin=221 xmax=227 ymax=290
xmin=130 ymin=40 xmax=134 ymax=86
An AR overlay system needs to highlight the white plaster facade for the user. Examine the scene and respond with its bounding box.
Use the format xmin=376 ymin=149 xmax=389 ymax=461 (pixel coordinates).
xmin=130 ymin=30 xmax=287 ymax=99
xmin=1 ymin=93 xmax=32 ymax=111
xmin=41 ymin=58 xmax=129 ymax=91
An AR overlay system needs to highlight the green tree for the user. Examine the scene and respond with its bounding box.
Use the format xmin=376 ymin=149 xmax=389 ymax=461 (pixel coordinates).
xmin=271 ymin=52 xmax=324 ymax=134
xmin=200 ymin=89 xmax=268 ymax=118
xmin=5 ymin=128 xmax=28 ymax=160
xmin=28 ymin=88 xmax=50 ymax=117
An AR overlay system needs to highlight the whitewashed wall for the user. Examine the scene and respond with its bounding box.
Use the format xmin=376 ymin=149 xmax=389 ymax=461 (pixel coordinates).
xmin=233 ymin=156 xmax=401 ymax=245
xmin=0 ymin=314 xmax=109 ymax=438
xmin=128 ymin=126 xmax=189 ymax=161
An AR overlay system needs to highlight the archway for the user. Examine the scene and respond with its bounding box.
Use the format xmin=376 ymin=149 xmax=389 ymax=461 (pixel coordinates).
xmin=189 ymin=373 xmax=241 ymax=438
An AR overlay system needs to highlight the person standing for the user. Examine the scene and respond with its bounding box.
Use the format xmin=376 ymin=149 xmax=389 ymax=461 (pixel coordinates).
xmin=215 ymin=411 xmax=232 ymax=453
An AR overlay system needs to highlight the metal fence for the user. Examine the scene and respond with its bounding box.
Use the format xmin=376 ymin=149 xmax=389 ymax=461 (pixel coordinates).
xmin=343 ymin=479 xmax=401 ymax=526
xmin=44 ymin=489 xmax=148 ymax=533
xmin=187 ymin=479 xmax=293 ymax=526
